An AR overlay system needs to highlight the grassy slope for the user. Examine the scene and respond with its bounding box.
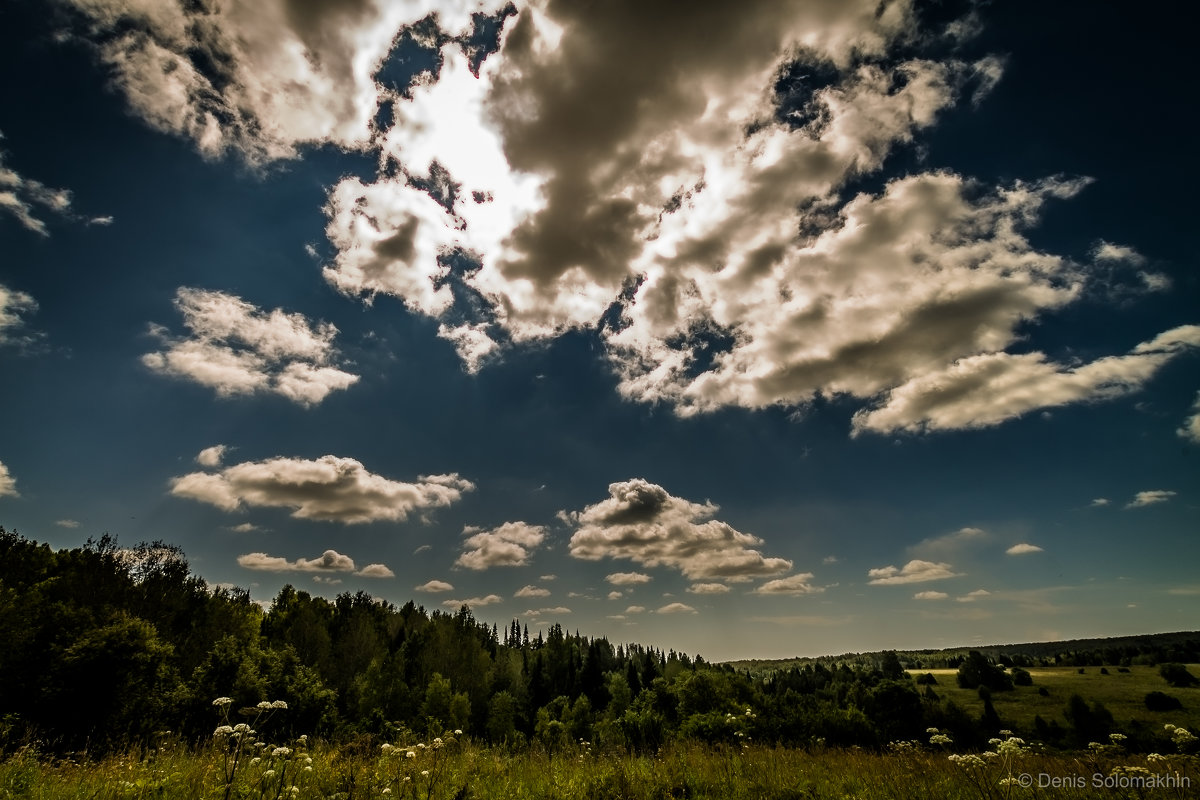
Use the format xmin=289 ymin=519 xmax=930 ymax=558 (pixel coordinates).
xmin=910 ymin=665 xmax=1200 ymax=732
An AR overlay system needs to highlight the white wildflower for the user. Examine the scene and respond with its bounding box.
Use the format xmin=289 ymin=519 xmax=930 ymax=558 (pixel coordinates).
xmin=214 ymin=725 xmax=234 ymax=737
xmin=213 ymin=697 xmax=233 ymax=707
xmin=271 ymin=700 xmax=288 ymax=709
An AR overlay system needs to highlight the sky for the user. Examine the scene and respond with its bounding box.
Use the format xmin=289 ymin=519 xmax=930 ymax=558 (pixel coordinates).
xmin=0 ymin=0 xmax=1196 ymax=662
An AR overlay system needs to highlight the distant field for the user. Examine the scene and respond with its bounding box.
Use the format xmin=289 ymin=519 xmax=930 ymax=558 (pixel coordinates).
xmin=908 ymin=664 xmax=1200 ymax=733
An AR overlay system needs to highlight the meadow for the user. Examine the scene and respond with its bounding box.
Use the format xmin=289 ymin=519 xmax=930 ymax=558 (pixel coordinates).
xmin=2 ymin=731 xmax=1197 ymax=800
xmin=907 ymin=665 xmax=1200 ymax=733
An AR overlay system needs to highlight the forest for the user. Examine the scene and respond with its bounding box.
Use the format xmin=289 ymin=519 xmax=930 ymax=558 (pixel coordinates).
xmin=2 ymin=526 xmax=1198 ymax=760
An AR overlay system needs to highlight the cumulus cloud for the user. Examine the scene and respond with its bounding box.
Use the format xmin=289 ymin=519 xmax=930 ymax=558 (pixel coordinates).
xmin=416 ymin=579 xmax=454 ymax=593
xmin=441 ymin=594 xmax=503 ymax=608
xmin=143 ymin=288 xmax=359 ymax=406
xmin=237 ymin=549 xmax=356 ymax=572
xmin=854 ymin=325 xmax=1200 ymax=434
xmin=912 ymin=526 xmax=986 ymax=556
xmin=753 ymin=574 xmax=824 ymax=596
xmin=867 ymin=559 xmax=961 ymax=585
xmin=229 ymin=522 xmax=262 ymax=533
xmin=956 ymin=589 xmax=991 ymax=603
xmin=625 ymin=605 xmax=645 ymax=614
xmin=0 ymin=284 xmax=40 ymax=349
xmin=196 ymin=444 xmax=228 ymax=467
xmin=0 ymin=460 xmax=18 ymax=498
xmin=687 ymin=583 xmax=731 ymax=595
xmin=1090 ymin=498 xmax=1111 ymax=507
xmin=913 ymin=590 xmax=948 ymax=600
xmin=566 ymin=479 xmax=791 ymax=581
xmin=606 ymin=572 xmax=652 ymax=586
xmin=55 ymin=519 xmax=81 ymax=528
xmin=607 ymin=590 xmax=623 ymax=600
xmin=170 ymin=454 xmax=473 ymax=523
xmin=56 ymin=0 xmax=505 ymax=165
xmin=1125 ymin=490 xmax=1176 ymax=509
xmin=1006 ymin=543 xmax=1044 ymax=555
xmin=523 ymin=606 xmax=571 ymax=617
xmin=357 ymin=563 xmax=395 ymax=578
xmin=514 ymin=584 xmax=550 ymax=598
xmin=455 ymin=521 xmax=547 ymax=570
xmin=657 ymin=602 xmax=697 ymax=615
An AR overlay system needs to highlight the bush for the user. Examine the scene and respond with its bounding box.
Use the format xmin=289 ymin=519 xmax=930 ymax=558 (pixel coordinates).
xmin=1159 ymin=663 xmax=1199 ymax=688
xmin=956 ymin=652 xmax=1013 ymax=692
xmin=1145 ymin=691 xmax=1184 ymax=711
xmin=1010 ymin=668 xmax=1033 ymax=686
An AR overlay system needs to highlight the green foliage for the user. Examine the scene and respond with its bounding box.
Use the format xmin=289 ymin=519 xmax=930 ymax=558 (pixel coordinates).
xmin=1160 ymin=663 xmax=1200 ymax=688
xmin=956 ymin=651 xmax=1014 ymax=692
xmin=1145 ymin=691 xmax=1184 ymax=711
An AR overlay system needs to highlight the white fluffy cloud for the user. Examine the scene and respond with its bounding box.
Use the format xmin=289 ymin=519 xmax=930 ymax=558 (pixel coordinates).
xmin=514 ymin=584 xmax=550 ymax=598
xmin=867 ymin=559 xmax=961 ymax=585
xmin=441 ymin=594 xmax=503 ymax=608
xmin=196 ymin=444 xmax=228 ymax=467
xmin=606 ymin=572 xmax=652 ymax=586
xmin=657 ymin=602 xmax=697 ymax=615
xmin=238 ymin=549 xmax=356 ymax=572
xmin=416 ymin=579 xmax=454 ymax=593
xmin=687 ymin=583 xmax=731 ymax=595
xmin=357 ymin=563 xmax=395 ymax=578
xmin=455 ymin=521 xmax=547 ymax=570
xmin=1125 ymin=490 xmax=1176 ymax=509
xmin=143 ymin=288 xmax=359 ymax=406
xmin=0 ymin=460 xmax=18 ymax=498
xmin=1006 ymin=543 xmax=1043 ymax=555
xmin=0 ymin=284 xmax=39 ymax=348
xmin=956 ymin=589 xmax=990 ymax=603
xmin=753 ymin=573 xmax=824 ymax=596
xmin=57 ymin=0 xmax=506 ymax=165
xmin=853 ymin=324 xmax=1200 ymax=434
xmin=170 ymin=454 xmax=473 ymax=523
xmin=566 ymin=479 xmax=792 ymax=581
xmin=913 ymin=590 xmax=948 ymax=600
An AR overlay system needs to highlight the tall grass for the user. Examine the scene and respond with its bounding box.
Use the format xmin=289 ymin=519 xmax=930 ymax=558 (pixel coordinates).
xmin=3 ymin=734 xmax=1197 ymax=800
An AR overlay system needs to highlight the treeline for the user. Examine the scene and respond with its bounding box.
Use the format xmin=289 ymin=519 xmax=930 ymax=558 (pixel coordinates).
xmin=0 ymin=528 xmax=1189 ymax=756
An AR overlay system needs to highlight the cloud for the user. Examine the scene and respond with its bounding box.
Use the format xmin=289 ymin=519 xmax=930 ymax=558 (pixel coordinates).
xmin=656 ymin=603 xmax=697 ymax=615
xmin=914 ymin=590 xmax=948 ymax=600
xmin=0 ymin=460 xmax=18 ymax=498
xmin=1006 ymin=543 xmax=1044 ymax=555
xmin=441 ymin=594 xmax=503 ymax=609
xmin=455 ymin=521 xmax=547 ymax=570
xmin=687 ymin=583 xmax=731 ymax=595
xmin=867 ymin=559 xmax=961 ymax=585
xmin=607 ymin=590 xmax=623 ymax=600
xmin=356 ymin=563 xmax=395 ymax=578
xmin=0 ymin=137 xmax=77 ymax=235
xmin=911 ymin=526 xmax=986 ymax=556
xmin=956 ymin=589 xmax=991 ymax=603
xmin=170 ymin=454 xmax=474 ymax=523
xmin=567 ymin=479 xmax=792 ymax=581
xmin=143 ymin=288 xmax=359 ymax=406
xmin=753 ymin=574 xmax=824 ymax=596
xmin=55 ymin=519 xmax=81 ymax=528
xmin=625 ymin=605 xmax=645 ymax=614
xmin=312 ymin=576 xmax=342 ymax=586
xmin=229 ymin=522 xmax=262 ymax=533
xmin=1125 ymin=490 xmax=1176 ymax=509
xmin=0 ymin=284 xmax=40 ymax=349
xmin=523 ymin=606 xmax=571 ymax=617
xmin=237 ymin=549 xmax=356 ymax=572
xmin=415 ymin=580 xmax=454 ymax=593
xmin=196 ymin=445 xmax=228 ymax=467
xmin=1179 ymin=393 xmax=1200 ymax=444
xmin=514 ymin=584 xmax=550 ymax=598
xmin=853 ymin=324 xmax=1200 ymax=434
xmin=605 ymin=572 xmax=653 ymax=586
xmin=1090 ymin=498 xmax=1111 ymax=507
xmin=55 ymin=0 xmax=503 ymax=165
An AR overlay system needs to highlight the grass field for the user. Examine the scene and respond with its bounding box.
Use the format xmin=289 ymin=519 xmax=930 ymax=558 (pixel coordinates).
xmin=1 ymin=738 xmax=1197 ymax=800
xmin=908 ymin=665 xmax=1200 ymax=733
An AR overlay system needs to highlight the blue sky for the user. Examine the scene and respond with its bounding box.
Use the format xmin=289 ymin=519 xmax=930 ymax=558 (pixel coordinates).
xmin=0 ymin=0 xmax=1196 ymax=661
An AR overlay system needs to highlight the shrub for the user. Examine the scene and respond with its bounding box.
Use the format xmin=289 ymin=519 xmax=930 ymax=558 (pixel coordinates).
xmin=1010 ymin=668 xmax=1032 ymax=686
xmin=915 ymin=673 xmax=938 ymax=685
xmin=1159 ymin=663 xmax=1199 ymax=688
xmin=1145 ymin=691 xmax=1184 ymax=711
